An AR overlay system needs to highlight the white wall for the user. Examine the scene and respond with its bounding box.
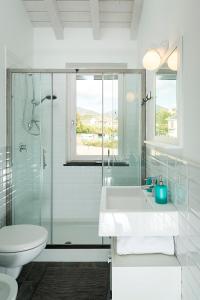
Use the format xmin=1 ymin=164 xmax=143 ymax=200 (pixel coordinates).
xmin=0 ymin=0 xmax=33 ymax=67
xmin=33 ymin=28 xmax=138 ymax=68
xmin=138 ymin=1 xmax=200 ymax=299
xmin=0 ymin=0 xmax=33 ymax=147
xmin=137 ymin=0 xmax=200 ymax=163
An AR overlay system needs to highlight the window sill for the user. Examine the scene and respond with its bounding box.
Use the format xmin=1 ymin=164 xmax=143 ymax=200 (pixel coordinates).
xmin=144 ymin=140 xmax=182 ymax=150
xmin=144 ymin=140 xmax=183 ymax=155
xmin=63 ymin=161 xmax=129 ymax=167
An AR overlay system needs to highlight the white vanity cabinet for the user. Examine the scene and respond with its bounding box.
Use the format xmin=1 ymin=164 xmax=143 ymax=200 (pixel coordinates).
xmin=111 ymin=239 xmax=181 ymax=300
xmin=98 ymin=186 xmax=181 ymax=299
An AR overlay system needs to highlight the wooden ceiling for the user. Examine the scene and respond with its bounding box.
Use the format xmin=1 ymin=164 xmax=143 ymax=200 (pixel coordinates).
xmin=23 ymin=0 xmax=143 ymax=40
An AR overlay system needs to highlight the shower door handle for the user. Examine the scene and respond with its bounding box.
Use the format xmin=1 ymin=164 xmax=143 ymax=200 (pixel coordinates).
xmin=71 ymin=120 xmax=76 ymax=133
xmin=43 ymin=149 xmax=47 ymax=170
xmin=71 ymin=119 xmax=76 ymax=128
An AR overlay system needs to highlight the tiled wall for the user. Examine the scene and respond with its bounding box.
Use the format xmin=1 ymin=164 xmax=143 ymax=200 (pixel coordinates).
xmin=146 ymin=145 xmax=200 ymax=300
xmin=12 ymin=73 xmax=43 ymax=226
xmin=0 ymin=147 xmax=12 ymax=228
xmin=53 ymin=166 xmax=102 ymax=222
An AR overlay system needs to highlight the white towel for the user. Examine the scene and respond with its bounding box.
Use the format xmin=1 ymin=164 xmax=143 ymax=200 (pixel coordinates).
xmin=117 ymin=236 xmax=175 ymax=255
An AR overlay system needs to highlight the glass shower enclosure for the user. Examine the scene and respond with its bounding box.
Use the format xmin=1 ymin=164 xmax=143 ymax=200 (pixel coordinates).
xmin=7 ymin=69 xmax=146 ymax=245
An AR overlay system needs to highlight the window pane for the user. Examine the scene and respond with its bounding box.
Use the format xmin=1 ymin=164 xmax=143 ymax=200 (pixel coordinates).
xmin=155 ymin=72 xmax=177 ymax=138
xmin=76 ymin=75 xmax=103 ymax=156
xmin=76 ymin=74 xmax=119 ymax=157
xmin=103 ymin=76 xmax=118 ymax=156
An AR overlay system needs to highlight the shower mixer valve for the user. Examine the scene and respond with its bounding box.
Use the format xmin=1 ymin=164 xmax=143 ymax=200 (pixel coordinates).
xmin=19 ymin=143 xmax=27 ymax=152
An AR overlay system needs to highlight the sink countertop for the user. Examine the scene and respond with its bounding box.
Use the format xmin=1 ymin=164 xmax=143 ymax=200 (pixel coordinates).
xmin=99 ymin=186 xmax=179 ymax=237
xmin=143 ymin=190 xmax=178 ymax=212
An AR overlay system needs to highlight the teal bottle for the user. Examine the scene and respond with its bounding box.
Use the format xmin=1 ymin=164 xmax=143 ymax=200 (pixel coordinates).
xmin=145 ymin=177 xmax=152 ymax=185
xmin=155 ymin=177 xmax=168 ymax=204
xmin=144 ymin=177 xmax=153 ymax=192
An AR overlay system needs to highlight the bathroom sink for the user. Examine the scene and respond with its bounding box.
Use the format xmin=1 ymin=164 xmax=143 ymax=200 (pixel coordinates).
xmin=99 ymin=186 xmax=179 ymax=237
xmin=106 ymin=187 xmax=150 ymax=210
xmin=0 ymin=274 xmax=18 ymax=300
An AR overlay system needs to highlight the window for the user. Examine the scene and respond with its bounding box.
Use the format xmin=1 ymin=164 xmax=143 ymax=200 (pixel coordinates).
xmin=155 ymin=72 xmax=177 ymax=139
xmin=68 ymin=74 xmax=120 ymax=161
xmin=155 ymin=47 xmax=180 ymax=144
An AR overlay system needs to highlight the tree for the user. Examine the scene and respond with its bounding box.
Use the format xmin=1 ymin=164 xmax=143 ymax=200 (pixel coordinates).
xmin=156 ymin=109 xmax=173 ymax=135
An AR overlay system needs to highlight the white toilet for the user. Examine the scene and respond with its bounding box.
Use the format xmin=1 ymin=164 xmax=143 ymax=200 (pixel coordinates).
xmin=0 ymin=224 xmax=48 ymax=279
xmin=0 ymin=273 xmax=18 ymax=300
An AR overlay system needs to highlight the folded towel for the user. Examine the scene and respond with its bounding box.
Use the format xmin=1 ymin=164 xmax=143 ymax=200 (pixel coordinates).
xmin=116 ymin=236 xmax=175 ymax=255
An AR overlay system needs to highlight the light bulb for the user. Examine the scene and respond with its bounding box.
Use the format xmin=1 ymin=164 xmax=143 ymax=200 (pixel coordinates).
xmin=167 ymin=49 xmax=178 ymax=71
xmin=142 ymin=49 xmax=161 ymax=71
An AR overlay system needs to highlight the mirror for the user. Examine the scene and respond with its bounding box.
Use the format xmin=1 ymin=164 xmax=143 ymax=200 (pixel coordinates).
xmin=155 ymin=48 xmax=178 ymax=140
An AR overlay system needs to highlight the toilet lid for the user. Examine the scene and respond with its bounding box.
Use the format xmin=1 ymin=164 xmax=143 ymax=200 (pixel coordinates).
xmin=0 ymin=225 xmax=48 ymax=253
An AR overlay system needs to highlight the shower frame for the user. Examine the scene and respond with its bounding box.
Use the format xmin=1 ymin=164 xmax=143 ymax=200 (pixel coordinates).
xmin=6 ymin=68 xmax=146 ymax=247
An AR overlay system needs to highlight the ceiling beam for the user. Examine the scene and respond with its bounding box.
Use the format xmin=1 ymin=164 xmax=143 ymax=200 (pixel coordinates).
xmin=43 ymin=0 xmax=64 ymax=40
xmin=130 ymin=0 xmax=143 ymax=40
xmin=89 ymin=0 xmax=100 ymax=40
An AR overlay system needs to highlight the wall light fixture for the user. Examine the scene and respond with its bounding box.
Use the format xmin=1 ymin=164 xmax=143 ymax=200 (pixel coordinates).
xmin=142 ymin=49 xmax=161 ymax=71
xmin=142 ymin=41 xmax=169 ymax=71
xmin=167 ymin=49 xmax=178 ymax=71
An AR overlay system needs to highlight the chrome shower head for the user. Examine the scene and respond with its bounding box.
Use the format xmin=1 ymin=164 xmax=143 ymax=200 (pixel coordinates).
xmin=31 ymin=95 xmax=57 ymax=106
xmin=41 ymin=95 xmax=57 ymax=103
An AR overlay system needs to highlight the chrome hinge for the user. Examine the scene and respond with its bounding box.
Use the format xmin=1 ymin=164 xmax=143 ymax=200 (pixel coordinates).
xmin=107 ymin=255 xmax=112 ymax=264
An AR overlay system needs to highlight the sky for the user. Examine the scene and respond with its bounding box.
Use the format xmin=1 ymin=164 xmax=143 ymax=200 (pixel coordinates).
xmin=156 ymin=79 xmax=176 ymax=110
xmin=76 ymin=78 xmax=118 ymax=114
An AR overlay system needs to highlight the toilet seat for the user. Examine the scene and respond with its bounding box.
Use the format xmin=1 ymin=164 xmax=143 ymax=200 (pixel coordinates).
xmin=0 ymin=225 xmax=48 ymax=253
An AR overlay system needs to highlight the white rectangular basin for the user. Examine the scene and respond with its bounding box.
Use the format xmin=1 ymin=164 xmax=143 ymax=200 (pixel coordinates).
xmin=99 ymin=186 xmax=179 ymax=237
xmin=106 ymin=187 xmax=150 ymax=210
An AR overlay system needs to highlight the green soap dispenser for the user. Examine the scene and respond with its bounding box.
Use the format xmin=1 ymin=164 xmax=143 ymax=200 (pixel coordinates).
xmin=154 ymin=176 xmax=168 ymax=204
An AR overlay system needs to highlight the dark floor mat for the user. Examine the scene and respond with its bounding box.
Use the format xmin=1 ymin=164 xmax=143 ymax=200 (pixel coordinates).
xmin=17 ymin=262 xmax=110 ymax=300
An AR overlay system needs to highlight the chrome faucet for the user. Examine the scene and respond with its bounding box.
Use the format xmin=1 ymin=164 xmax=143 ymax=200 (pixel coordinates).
xmin=107 ymin=149 xmax=110 ymax=168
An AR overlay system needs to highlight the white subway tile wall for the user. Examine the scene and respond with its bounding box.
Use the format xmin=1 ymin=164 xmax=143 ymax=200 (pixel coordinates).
xmin=0 ymin=147 xmax=12 ymax=228
xmin=12 ymin=73 xmax=43 ymax=226
xmin=146 ymin=145 xmax=200 ymax=299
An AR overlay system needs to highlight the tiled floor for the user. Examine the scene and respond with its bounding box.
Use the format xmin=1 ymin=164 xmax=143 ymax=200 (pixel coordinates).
xmin=17 ymin=262 xmax=110 ymax=300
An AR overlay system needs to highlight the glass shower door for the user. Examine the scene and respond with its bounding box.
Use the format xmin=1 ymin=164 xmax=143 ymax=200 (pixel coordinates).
xmin=10 ymin=69 xmax=145 ymax=246
xmin=11 ymin=73 xmax=53 ymax=242
xmin=103 ymin=72 xmax=144 ymax=186
xmin=52 ymin=73 xmax=103 ymax=245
